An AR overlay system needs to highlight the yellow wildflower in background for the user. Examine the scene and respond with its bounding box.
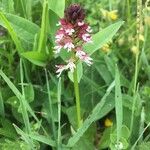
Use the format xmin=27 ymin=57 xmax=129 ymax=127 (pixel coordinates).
xmin=131 ymin=45 xmax=139 ymax=55
xmin=139 ymin=34 xmax=144 ymax=42
xmin=104 ymin=118 xmax=113 ymax=127
xmin=101 ymin=44 xmax=110 ymax=53
xmin=101 ymin=9 xmax=118 ymax=21
xmin=145 ymin=16 xmax=150 ymax=26
xmin=118 ymin=37 xmax=125 ymax=46
xmin=108 ymin=10 xmax=118 ymax=21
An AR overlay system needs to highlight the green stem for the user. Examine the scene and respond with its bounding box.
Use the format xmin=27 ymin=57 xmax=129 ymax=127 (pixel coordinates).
xmin=73 ymin=66 xmax=81 ymax=128
xmin=45 ymin=69 xmax=57 ymax=140
xmin=130 ymin=0 xmax=142 ymax=137
xmin=127 ymin=0 xmax=131 ymax=24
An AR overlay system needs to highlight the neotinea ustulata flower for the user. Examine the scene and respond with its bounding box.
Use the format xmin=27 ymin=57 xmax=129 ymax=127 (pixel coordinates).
xmin=54 ymin=4 xmax=93 ymax=77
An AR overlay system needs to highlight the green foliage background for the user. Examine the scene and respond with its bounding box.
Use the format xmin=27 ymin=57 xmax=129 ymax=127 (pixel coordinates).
xmin=0 ymin=0 xmax=150 ymax=149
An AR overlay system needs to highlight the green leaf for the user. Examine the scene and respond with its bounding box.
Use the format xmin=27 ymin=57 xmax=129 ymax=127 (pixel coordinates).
xmin=110 ymin=134 xmax=129 ymax=150
xmin=13 ymin=124 xmax=35 ymax=149
xmin=29 ymin=134 xmax=56 ymax=147
xmin=94 ymin=94 xmax=115 ymax=120
xmin=24 ymin=83 xmax=34 ymax=103
xmin=48 ymin=0 xmax=65 ymax=18
xmin=0 ymin=12 xmax=40 ymax=43
xmin=67 ymin=81 xmax=115 ymax=147
xmin=0 ymin=91 xmax=5 ymax=117
xmin=0 ymin=118 xmax=17 ymax=139
xmin=72 ymin=138 xmax=95 ymax=150
xmin=38 ymin=0 xmax=49 ymax=53
xmin=21 ymin=51 xmax=49 ymax=67
xmin=121 ymin=125 xmax=130 ymax=139
xmin=0 ymin=11 xmax=24 ymax=53
xmin=115 ymin=64 xmax=123 ymax=142
xmin=99 ymin=127 xmax=111 ymax=149
xmin=0 ymin=140 xmax=30 ymax=150
xmin=0 ymin=0 xmax=15 ymax=13
xmin=7 ymin=96 xmax=20 ymax=108
xmin=66 ymin=106 xmax=78 ymax=129
xmin=84 ymin=21 xmax=124 ymax=55
xmin=138 ymin=142 xmax=150 ymax=150
xmin=49 ymin=9 xmax=59 ymax=43
xmin=0 ymin=70 xmax=41 ymax=127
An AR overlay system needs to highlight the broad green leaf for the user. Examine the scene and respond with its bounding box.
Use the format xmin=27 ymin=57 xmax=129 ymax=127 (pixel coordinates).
xmin=48 ymin=0 xmax=65 ymax=18
xmin=0 ymin=11 xmax=24 ymax=53
xmin=0 ymin=0 xmax=14 ymax=13
xmin=84 ymin=21 xmax=124 ymax=55
xmin=0 ymin=12 xmax=40 ymax=43
xmin=21 ymin=51 xmax=49 ymax=67
xmin=95 ymin=63 xmax=113 ymax=85
xmin=94 ymin=94 xmax=115 ymax=120
xmin=72 ymin=138 xmax=94 ymax=150
xmin=67 ymin=81 xmax=115 ymax=147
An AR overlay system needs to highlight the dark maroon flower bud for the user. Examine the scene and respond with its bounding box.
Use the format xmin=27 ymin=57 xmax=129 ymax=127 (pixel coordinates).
xmin=65 ymin=4 xmax=85 ymax=23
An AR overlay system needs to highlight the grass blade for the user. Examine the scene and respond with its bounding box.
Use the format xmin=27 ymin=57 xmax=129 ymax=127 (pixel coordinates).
xmin=115 ymin=64 xmax=123 ymax=144
xmin=13 ymin=124 xmax=35 ymax=149
xmin=0 ymin=70 xmax=40 ymax=126
xmin=0 ymin=91 xmax=5 ymax=118
xmin=20 ymin=59 xmax=31 ymax=134
xmin=45 ymin=69 xmax=57 ymax=141
xmin=57 ymin=77 xmax=62 ymax=149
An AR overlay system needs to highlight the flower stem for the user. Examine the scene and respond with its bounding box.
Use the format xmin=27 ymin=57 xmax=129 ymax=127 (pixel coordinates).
xmin=73 ymin=65 xmax=81 ymax=128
